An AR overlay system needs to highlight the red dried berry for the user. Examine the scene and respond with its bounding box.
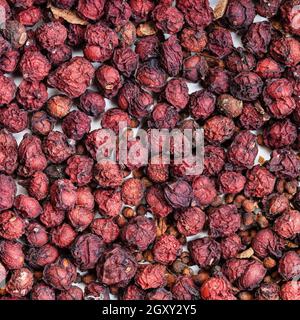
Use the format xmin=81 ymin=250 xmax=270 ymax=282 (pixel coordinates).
xmin=48 ymin=57 xmax=94 ymax=98
xmin=189 ymin=237 xmax=221 ymax=268
xmin=14 ymin=194 xmax=42 ymax=219
xmin=121 ymin=216 xmax=156 ymax=251
xmin=36 ymin=21 xmax=67 ymax=50
xmin=175 ymin=207 xmax=206 ymax=236
xmin=209 ymin=204 xmax=241 ymax=238
xmin=252 ymin=228 xmax=285 ymax=258
xmin=135 ymin=264 xmax=166 ymax=290
xmin=19 ymin=50 xmax=51 ymax=82
xmin=43 ymin=258 xmax=77 ymax=290
xmin=91 ymin=218 xmax=119 ymax=244
xmin=153 ymin=234 xmax=182 ymax=265
xmin=97 ymin=245 xmax=137 ymax=287
xmin=0 ymin=174 xmax=16 ymax=212
xmin=71 ymin=233 xmax=105 ymax=270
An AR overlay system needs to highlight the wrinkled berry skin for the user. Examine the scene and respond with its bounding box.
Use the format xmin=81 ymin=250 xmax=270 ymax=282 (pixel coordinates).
xmin=161 ymin=36 xmax=183 ymax=77
xmin=224 ymin=0 xmax=255 ymax=30
xmin=177 ymin=0 xmax=213 ymax=30
xmin=96 ymin=65 xmax=122 ymax=99
xmin=163 ymin=78 xmax=189 ymax=111
xmin=48 ymin=57 xmax=95 ymax=98
xmin=270 ymin=37 xmax=300 ymax=67
xmin=164 ymin=180 xmax=192 ymax=209
xmin=26 ymin=223 xmax=48 ymax=247
xmin=66 ymin=155 xmax=94 ymax=186
xmin=18 ymin=134 xmax=47 ymax=177
xmin=256 ymin=0 xmax=281 ymax=17
xmin=252 ymin=228 xmax=285 ymax=258
xmin=135 ymin=264 xmax=166 ymax=290
xmin=50 ymin=179 xmax=77 ymax=211
xmin=51 ymin=223 xmax=77 ymax=248
xmin=146 ymin=288 xmax=172 ymax=300
xmin=267 ymin=149 xmax=300 ymax=179
xmin=200 ymin=277 xmax=236 ymax=300
xmin=153 ymin=235 xmax=182 ymax=265
xmin=175 ymin=207 xmax=206 ymax=236
xmin=256 ymin=58 xmax=283 ymax=79
xmin=43 ymin=258 xmax=77 ymax=291
xmin=219 ymin=171 xmax=246 ymax=194
xmin=19 ymin=51 xmax=51 ymax=82
xmin=27 ymin=171 xmax=49 ymax=201
xmin=245 ymin=166 xmax=276 ymax=198
xmin=27 ymin=244 xmax=59 ymax=268
xmin=207 ymin=27 xmax=233 ymax=58
xmin=14 ymin=194 xmax=42 ymax=219
xmin=0 ymin=240 xmax=24 ymax=270
xmin=203 ymin=145 xmax=226 ymax=176
xmin=278 ymin=251 xmax=300 ymax=280
xmin=0 ymin=130 xmax=18 ymax=175
xmin=230 ymin=72 xmax=263 ymax=101
xmin=0 ymin=104 xmax=28 ymax=134
xmin=152 ymin=4 xmax=184 ymax=34
xmin=31 ymin=282 xmax=55 ymax=300
xmin=123 ymin=284 xmax=145 ymax=300
xmin=91 ymin=218 xmax=119 ymax=244
xmin=182 ymin=55 xmax=208 ymax=83
xmin=97 ymin=245 xmax=137 ymax=287
xmin=0 ymin=211 xmax=25 ymax=240
xmin=0 ymin=174 xmax=16 ymax=212
xmin=221 ymin=235 xmax=243 ymax=259
xmin=280 ymin=0 xmax=300 ymax=35
xmin=263 ymin=120 xmax=297 ymax=149
xmin=62 ymin=111 xmax=91 ymax=141
xmin=146 ymin=186 xmax=172 ymax=218
xmin=43 ymin=131 xmax=75 ymax=164
xmin=57 ymin=286 xmax=83 ymax=301
xmin=71 ymin=233 xmax=105 ymax=270
xmin=228 ymin=131 xmax=258 ymax=169
xmin=243 ymin=22 xmax=272 ymax=58
xmin=6 ymin=268 xmax=33 ymax=297
xmin=40 ymin=202 xmax=65 ymax=229
xmin=189 ymin=237 xmax=221 ymax=268
xmin=121 ymin=216 xmax=156 ymax=251
xmin=225 ymin=48 xmax=256 ymax=73
xmin=192 ymin=175 xmax=217 ymax=206
xmin=223 ymin=258 xmax=266 ymax=290
xmin=209 ymin=204 xmax=241 ymax=238
xmin=31 ymin=111 xmax=55 ymax=136
xmin=274 ymin=210 xmax=300 ymax=239
xmin=84 ymin=23 xmax=118 ymax=63
xmin=17 ymin=80 xmax=48 ymax=111
xmin=113 ymin=47 xmax=138 ymax=77
xmin=137 ymin=60 xmax=167 ymax=92
xmin=256 ymin=283 xmax=280 ymax=301
xmin=94 ymin=160 xmax=124 ymax=188
xmin=36 ymin=21 xmax=67 ymax=50
xmin=121 ymin=178 xmax=144 ymax=206
xmin=172 ymin=276 xmax=199 ymax=300
xmin=79 ymin=90 xmax=105 ymax=117
xmin=280 ymin=281 xmax=300 ymax=300
xmin=189 ymin=90 xmax=216 ymax=120
xmin=0 ymin=73 xmax=16 ymax=105
xmin=84 ymin=282 xmax=109 ymax=300
xmin=204 ymin=115 xmax=235 ymax=144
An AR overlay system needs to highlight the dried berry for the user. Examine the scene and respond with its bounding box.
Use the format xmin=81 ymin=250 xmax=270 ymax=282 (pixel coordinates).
xmin=121 ymin=216 xmax=156 ymax=251
xmin=189 ymin=237 xmax=221 ymax=268
xmin=153 ymin=235 xmax=182 ymax=265
xmin=97 ymin=245 xmax=137 ymax=287
xmin=48 ymin=57 xmax=94 ymax=98
xmin=43 ymin=258 xmax=76 ymax=290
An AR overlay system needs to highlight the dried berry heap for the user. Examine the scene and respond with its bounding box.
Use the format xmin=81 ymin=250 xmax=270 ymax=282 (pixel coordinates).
xmin=0 ymin=0 xmax=299 ymax=301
